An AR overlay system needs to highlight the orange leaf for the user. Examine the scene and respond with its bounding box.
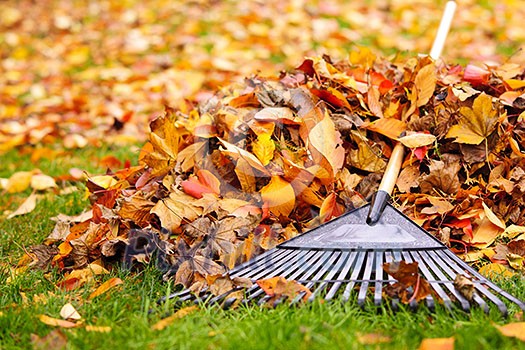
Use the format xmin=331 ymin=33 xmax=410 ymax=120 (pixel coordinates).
xmin=38 ymin=315 xmax=78 ymax=328
xmin=308 ymin=113 xmax=345 ymax=174
xmin=418 ymin=337 xmax=455 ymax=350
xmin=88 ymin=277 xmax=123 ymax=300
xmin=319 ymin=192 xmax=343 ymax=223
xmin=256 ymin=276 xmax=312 ymax=301
xmin=151 ymin=306 xmax=199 ymax=331
xmin=496 ymin=322 xmax=525 ymax=341
xmin=260 ymin=176 xmax=295 ymax=217
xmin=363 ymin=118 xmax=407 ymax=140
xmin=414 ymin=63 xmax=437 ymax=107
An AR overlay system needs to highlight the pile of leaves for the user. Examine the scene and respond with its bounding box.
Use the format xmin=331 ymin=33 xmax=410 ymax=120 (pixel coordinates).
xmin=17 ymin=50 xmax=525 ymax=295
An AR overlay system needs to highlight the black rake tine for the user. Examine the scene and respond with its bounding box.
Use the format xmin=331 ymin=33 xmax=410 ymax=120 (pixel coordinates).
xmin=357 ymin=251 xmax=375 ymax=307
xmin=325 ymin=251 xmax=358 ymax=301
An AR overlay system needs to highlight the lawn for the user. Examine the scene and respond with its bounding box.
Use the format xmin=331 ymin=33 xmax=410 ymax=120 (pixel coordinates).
xmin=2 ymin=0 xmax=525 ymax=349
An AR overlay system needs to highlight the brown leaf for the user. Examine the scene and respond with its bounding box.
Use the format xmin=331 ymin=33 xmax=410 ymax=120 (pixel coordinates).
xmin=419 ymin=157 xmax=461 ymax=195
xmin=151 ymin=190 xmax=203 ymax=232
xmin=348 ymin=131 xmax=386 ymax=172
xmin=453 ymin=274 xmax=475 ymax=301
xmin=308 ymin=113 xmax=345 ymax=175
xmin=7 ymin=192 xmax=38 ymax=219
xmin=383 ymin=261 xmax=432 ymax=303
xmin=31 ymin=330 xmax=68 ymax=350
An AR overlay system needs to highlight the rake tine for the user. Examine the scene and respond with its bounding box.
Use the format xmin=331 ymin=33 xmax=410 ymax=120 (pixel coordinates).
xmin=400 ymin=251 xmax=419 ymax=310
xmin=436 ymin=251 xmax=510 ymax=315
xmin=325 ymin=251 xmax=358 ymax=301
xmin=232 ymin=248 xmax=293 ymax=278
xmin=443 ymin=250 xmax=525 ymax=312
xmin=420 ymin=250 xmax=471 ymax=312
xmin=384 ymin=251 xmax=399 ymax=311
xmin=373 ymin=251 xmax=385 ymax=306
xmin=357 ymin=251 xmax=375 ymax=307
xmin=247 ymin=250 xmax=326 ymax=301
xmin=241 ymin=249 xmax=311 ymax=280
xmin=342 ymin=250 xmax=367 ymax=302
xmin=410 ymin=251 xmax=451 ymax=311
xmin=302 ymin=250 xmax=342 ymax=289
xmin=308 ymin=251 xmax=351 ymax=302
xmin=227 ymin=247 xmax=280 ymax=275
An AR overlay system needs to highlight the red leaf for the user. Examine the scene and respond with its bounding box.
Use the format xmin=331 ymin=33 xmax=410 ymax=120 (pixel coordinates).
xmin=445 ymin=218 xmax=473 ymax=239
xmin=463 ymin=64 xmax=490 ymax=86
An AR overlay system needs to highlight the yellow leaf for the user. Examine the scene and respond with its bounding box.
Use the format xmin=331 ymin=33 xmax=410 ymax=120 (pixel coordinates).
xmin=446 ymin=93 xmax=499 ymax=145
xmin=505 ymin=79 xmax=525 ymax=90
xmin=497 ymin=322 xmax=525 ymax=341
xmin=88 ymin=277 xmax=123 ymax=300
xmin=261 ymin=176 xmax=295 ymax=217
xmin=502 ymin=225 xmax=525 ymax=239
xmin=415 ymin=63 xmax=437 ymax=107
xmin=88 ymin=175 xmax=117 ymax=189
xmin=85 ymin=325 xmax=112 ymax=333
xmin=219 ymin=138 xmax=269 ymax=175
xmin=471 ymin=217 xmax=504 ymax=249
xmin=5 ymin=171 xmax=32 ymax=193
xmin=418 ymin=337 xmax=454 ymax=350
xmin=252 ymin=133 xmax=275 ymax=166
xmin=479 ymin=263 xmax=516 ymax=279
xmin=234 ymin=157 xmax=257 ymax=192
xmin=7 ymin=192 xmax=38 ymax=219
xmin=38 ymin=315 xmax=78 ymax=328
xmin=348 ymin=131 xmax=386 ymax=172
xmin=309 ymin=113 xmax=345 ymax=174
xmin=31 ymin=174 xmax=57 ymax=191
xmin=356 ymin=333 xmax=392 ymax=345
xmin=151 ymin=306 xmax=199 ymax=331
xmin=482 ymin=202 xmax=506 ymax=229
xmin=367 ymin=86 xmax=383 ymax=118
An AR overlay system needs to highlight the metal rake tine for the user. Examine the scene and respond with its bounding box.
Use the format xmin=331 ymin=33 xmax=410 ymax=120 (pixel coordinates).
xmin=231 ymin=248 xmax=292 ymax=278
xmin=357 ymin=251 xmax=375 ymax=307
xmin=325 ymin=251 xmax=358 ymax=301
xmin=420 ymin=250 xmax=471 ymax=312
xmin=400 ymin=251 xmax=420 ymax=310
xmin=247 ymin=250 xmax=326 ymax=301
xmin=239 ymin=249 xmax=310 ymax=280
xmin=436 ymin=250 xmax=510 ymax=315
xmin=227 ymin=247 xmax=280 ymax=275
xmin=308 ymin=251 xmax=351 ymax=302
xmin=443 ymin=250 xmax=525 ymax=312
xmin=342 ymin=250 xmax=367 ymax=302
xmin=384 ymin=251 xmax=400 ymax=310
xmin=410 ymin=251 xmax=452 ymax=311
xmin=373 ymin=251 xmax=384 ymax=306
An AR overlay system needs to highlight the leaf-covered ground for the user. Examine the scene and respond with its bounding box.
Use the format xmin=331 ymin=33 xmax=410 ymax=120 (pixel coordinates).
xmin=2 ymin=0 xmax=525 ymax=349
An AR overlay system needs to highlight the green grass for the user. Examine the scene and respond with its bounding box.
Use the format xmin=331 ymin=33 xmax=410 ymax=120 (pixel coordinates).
xmin=1 ymin=145 xmax=524 ymax=349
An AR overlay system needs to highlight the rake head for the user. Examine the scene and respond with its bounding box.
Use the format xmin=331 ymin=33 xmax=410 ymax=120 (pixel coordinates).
xmin=161 ymin=204 xmax=525 ymax=316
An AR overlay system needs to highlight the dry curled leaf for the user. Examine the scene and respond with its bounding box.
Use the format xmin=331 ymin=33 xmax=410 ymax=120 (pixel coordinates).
xmin=151 ymin=305 xmax=199 ymax=331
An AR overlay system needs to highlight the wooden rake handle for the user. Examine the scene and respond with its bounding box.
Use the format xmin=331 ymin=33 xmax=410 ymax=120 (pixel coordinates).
xmin=366 ymin=1 xmax=456 ymax=225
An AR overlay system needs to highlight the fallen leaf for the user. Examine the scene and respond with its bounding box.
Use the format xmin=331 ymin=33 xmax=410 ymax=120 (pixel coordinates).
xmin=31 ymin=174 xmax=57 ymax=191
xmin=356 ymin=333 xmax=392 ymax=345
xmin=151 ymin=305 xmax=199 ymax=331
xmin=59 ymin=303 xmax=81 ymax=320
xmin=88 ymin=277 xmax=123 ymax=300
xmin=383 ymin=261 xmax=432 ymax=303
xmin=252 ymin=133 xmax=275 ymax=166
xmin=496 ymin=322 xmax=525 ymax=341
xmin=38 ymin=315 xmax=78 ymax=328
xmin=30 ymin=329 xmax=68 ymax=350
xmin=479 ymin=263 xmax=516 ymax=279
xmin=446 ymin=93 xmax=499 ymax=145
xmin=85 ymin=325 xmax=112 ymax=333
xmin=256 ymin=276 xmax=312 ymax=302
xmin=418 ymin=337 xmax=455 ymax=350
xmin=415 ymin=63 xmax=437 ymax=107
xmin=453 ymin=274 xmax=475 ymax=301
xmin=5 ymin=171 xmax=33 ymax=193
xmin=260 ymin=176 xmax=295 ymax=217
xmin=7 ymin=192 xmax=38 ymax=219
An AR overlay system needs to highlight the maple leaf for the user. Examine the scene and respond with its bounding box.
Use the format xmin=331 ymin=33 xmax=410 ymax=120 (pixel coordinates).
xmin=150 ymin=190 xmax=203 ymax=232
xmin=446 ymin=93 xmax=500 ymax=145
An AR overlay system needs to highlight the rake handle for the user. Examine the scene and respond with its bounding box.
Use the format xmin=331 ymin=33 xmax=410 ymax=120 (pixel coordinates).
xmin=366 ymin=143 xmax=404 ymax=225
